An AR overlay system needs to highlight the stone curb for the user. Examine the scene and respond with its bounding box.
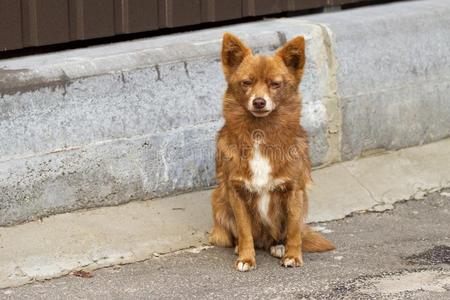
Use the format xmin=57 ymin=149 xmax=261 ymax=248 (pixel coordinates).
xmin=1 ymin=138 xmax=449 ymax=288
xmin=1 ymin=0 xmax=449 ymax=225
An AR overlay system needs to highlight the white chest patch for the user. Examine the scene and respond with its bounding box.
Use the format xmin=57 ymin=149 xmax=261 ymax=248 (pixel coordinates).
xmin=258 ymin=193 xmax=271 ymax=224
xmin=247 ymin=144 xmax=273 ymax=224
xmin=248 ymin=144 xmax=271 ymax=192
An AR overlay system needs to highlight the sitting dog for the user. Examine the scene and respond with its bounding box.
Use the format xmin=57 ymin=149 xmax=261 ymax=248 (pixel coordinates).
xmin=209 ymin=33 xmax=335 ymax=271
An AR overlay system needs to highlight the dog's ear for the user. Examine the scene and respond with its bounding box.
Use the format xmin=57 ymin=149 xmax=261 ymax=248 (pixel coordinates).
xmin=276 ymin=36 xmax=305 ymax=81
xmin=222 ymin=33 xmax=251 ymax=79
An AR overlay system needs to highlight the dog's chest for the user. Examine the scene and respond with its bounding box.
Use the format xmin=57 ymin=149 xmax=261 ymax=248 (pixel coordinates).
xmin=246 ymin=144 xmax=281 ymax=224
xmin=248 ymin=144 xmax=272 ymax=192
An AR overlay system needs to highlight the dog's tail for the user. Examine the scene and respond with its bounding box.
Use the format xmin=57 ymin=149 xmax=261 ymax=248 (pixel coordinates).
xmin=302 ymin=225 xmax=336 ymax=252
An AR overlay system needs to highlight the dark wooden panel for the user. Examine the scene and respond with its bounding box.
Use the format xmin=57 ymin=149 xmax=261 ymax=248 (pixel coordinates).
xmin=114 ymin=0 xmax=159 ymax=34
xmin=243 ymin=0 xmax=286 ymax=17
xmin=201 ymin=0 xmax=242 ymax=23
xmin=158 ymin=0 xmax=202 ymax=28
xmin=329 ymin=0 xmax=364 ymax=5
xmin=69 ymin=0 xmax=115 ymax=40
xmin=21 ymin=0 xmax=70 ymax=47
xmin=0 ymin=0 xmax=390 ymax=52
xmin=286 ymin=0 xmax=327 ymax=11
xmin=0 ymin=0 xmax=23 ymax=50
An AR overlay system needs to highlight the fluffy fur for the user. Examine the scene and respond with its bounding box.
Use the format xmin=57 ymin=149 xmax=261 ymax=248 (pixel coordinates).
xmin=209 ymin=33 xmax=335 ymax=271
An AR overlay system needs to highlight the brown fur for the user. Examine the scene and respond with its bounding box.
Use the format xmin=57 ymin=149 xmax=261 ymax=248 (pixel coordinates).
xmin=209 ymin=33 xmax=335 ymax=271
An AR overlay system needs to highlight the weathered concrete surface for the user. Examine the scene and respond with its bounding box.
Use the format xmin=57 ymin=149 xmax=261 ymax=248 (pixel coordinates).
xmin=0 ymin=122 xmax=219 ymax=225
xmin=0 ymin=21 xmax=332 ymax=226
xmin=307 ymin=0 xmax=450 ymax=159
xmin=1 ymin=139 xmax=450 ymax=289
xmin=310 ymin=138 xmax=450 ymax=222
xmin=1 ymin=0 xmax=449 ymax=225
xmin=0 ymin=190 xmax=213 ymax=289
xmin=4 ymin=190 xmax=450 ymax=299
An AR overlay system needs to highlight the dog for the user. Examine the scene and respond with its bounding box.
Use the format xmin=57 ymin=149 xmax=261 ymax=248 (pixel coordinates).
xmin=209 ymin=33 xmax=335 ymax=271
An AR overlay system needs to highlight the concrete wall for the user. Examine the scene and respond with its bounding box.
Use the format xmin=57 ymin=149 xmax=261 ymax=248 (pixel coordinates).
xmin=1 ymin=0 xmax=450 ymax=225
xmin=307 ymin=1 xmax=450 ymax=159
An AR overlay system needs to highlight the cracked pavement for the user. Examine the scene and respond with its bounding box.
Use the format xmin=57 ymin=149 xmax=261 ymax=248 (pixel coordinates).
xmin=3 ymin=190 xmax=449 ymax=299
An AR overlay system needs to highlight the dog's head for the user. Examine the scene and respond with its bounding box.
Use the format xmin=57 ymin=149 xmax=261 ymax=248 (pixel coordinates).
xmin=221 ymin=33 xmax=305 ymax=118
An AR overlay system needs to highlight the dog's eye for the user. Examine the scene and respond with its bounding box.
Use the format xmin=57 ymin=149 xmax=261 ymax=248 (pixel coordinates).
xmin=270 ymin=81 xmax=282 ymax=89
xmin=241 ymin=80 xmax=253 ymax=87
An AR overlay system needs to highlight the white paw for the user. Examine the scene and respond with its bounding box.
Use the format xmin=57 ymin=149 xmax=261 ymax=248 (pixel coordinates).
xmin=270 ymin=244 xmax=285 ymax=258
xmin=281 ymin=256 xmax=303 ymax=267
xmin=236 ymin=260 xmax=256 ymax=272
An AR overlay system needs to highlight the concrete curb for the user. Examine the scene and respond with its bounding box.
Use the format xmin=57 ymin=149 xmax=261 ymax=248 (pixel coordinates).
xmin=1 ymin=138 xmax=450 ymax=289
xmin=1 ymin=0 xmax=450 ymax=224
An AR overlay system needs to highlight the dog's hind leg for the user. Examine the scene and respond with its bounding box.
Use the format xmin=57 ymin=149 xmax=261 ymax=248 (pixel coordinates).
xmin=209 ymin=187 xmax=235 ymax=247
xmin=209 ymin=224 xmax=234 ymax=247
xmin=270 ymin=244 xmax=285 ymax=258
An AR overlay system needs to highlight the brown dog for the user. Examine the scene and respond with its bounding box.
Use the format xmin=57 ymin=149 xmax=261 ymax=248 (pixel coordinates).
xmin=209 ymin=33 xmax=335 ymax=271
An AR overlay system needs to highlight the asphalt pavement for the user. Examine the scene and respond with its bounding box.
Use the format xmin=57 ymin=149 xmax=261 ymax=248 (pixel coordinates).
xmin=2 ymin=190 xmax=449 ymax=300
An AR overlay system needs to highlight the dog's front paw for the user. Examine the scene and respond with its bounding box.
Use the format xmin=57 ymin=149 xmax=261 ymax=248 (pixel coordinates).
xmin=235 ymin=257 xmax=256 ymax=272
xmin=281 ymin=255 xmax=303 ymax=268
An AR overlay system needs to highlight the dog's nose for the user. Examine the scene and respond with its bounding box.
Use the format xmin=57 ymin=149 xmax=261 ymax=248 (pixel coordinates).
xmin=253 ymin=98 xmax=266 ymax=109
